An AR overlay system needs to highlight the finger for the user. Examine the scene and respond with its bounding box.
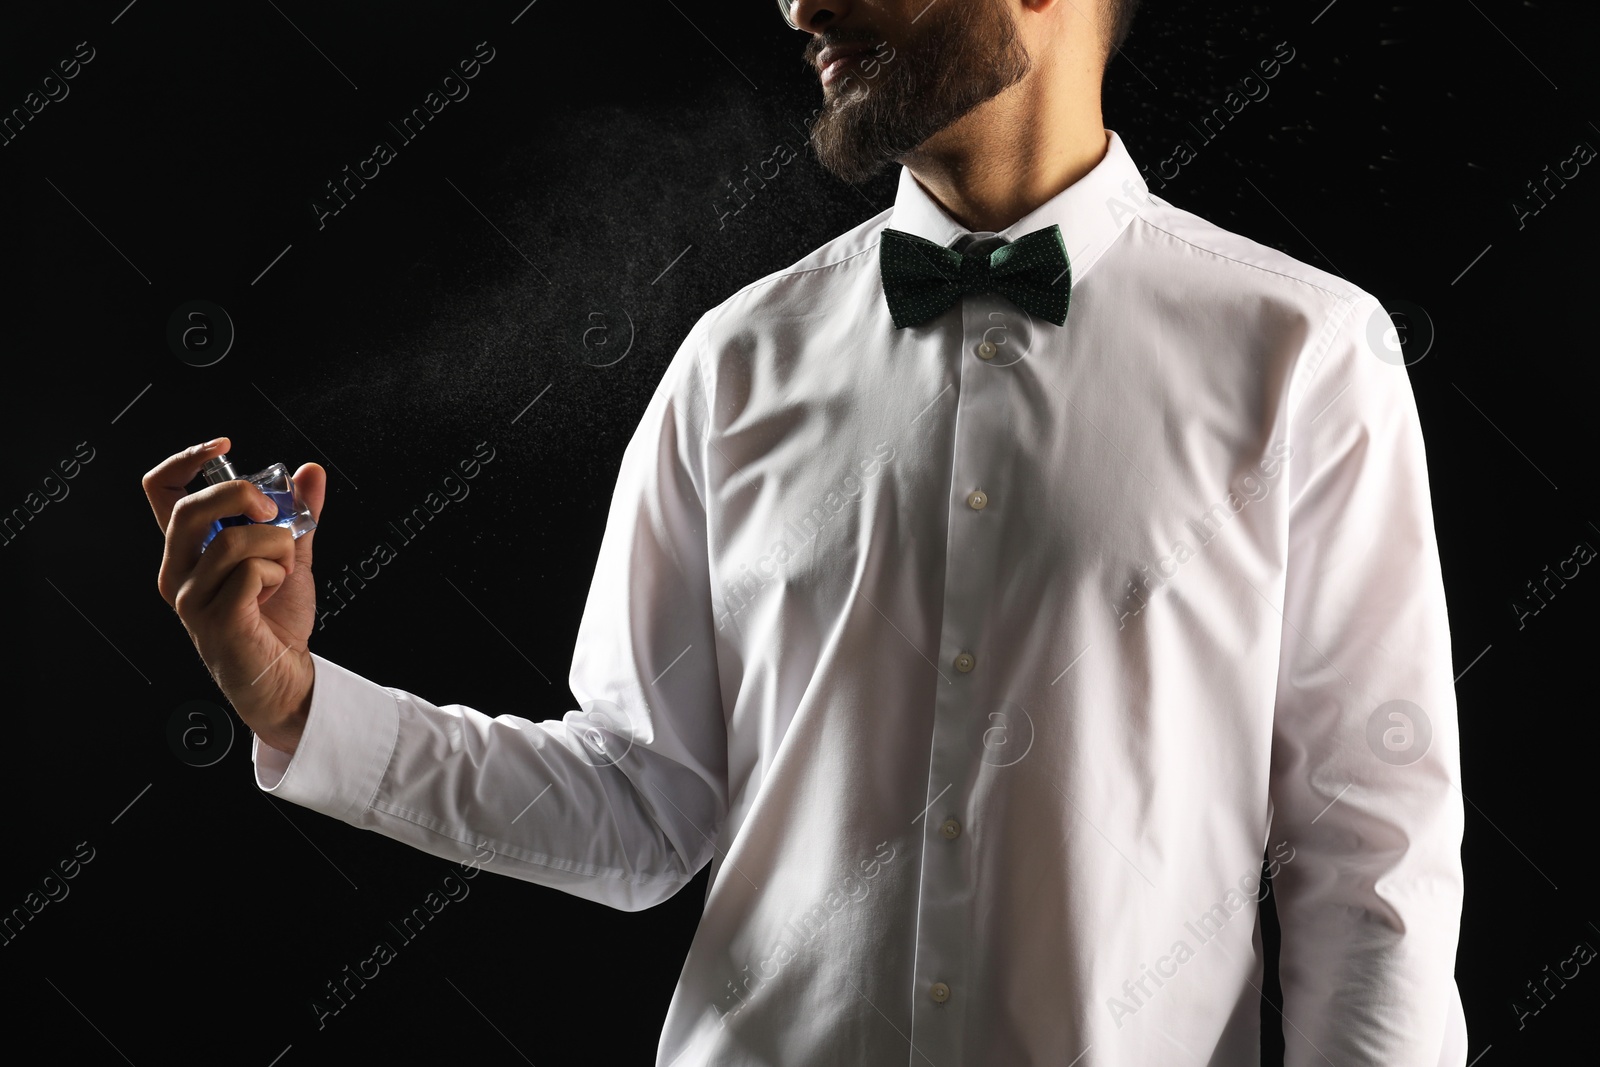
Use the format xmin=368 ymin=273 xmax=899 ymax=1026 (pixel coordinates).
xmin=142 ymin=437 xmax=231 ymax=532
xmin=293 ymin=463 xmax=327 ymax=523
xmin=190 ymin=522 xmax=296 ymax=608
xmin=289 ymin=463 xmax=327 ymax=565
xmin=207 ymin=556 xmax=289 ymax=627
xmin=164 ymin=511 xmax=293 ymax=611
xmin=166 ymin=478 xmax=280 ymax=557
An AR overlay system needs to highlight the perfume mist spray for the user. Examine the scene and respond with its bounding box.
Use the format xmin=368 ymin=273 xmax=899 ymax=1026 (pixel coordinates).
xmin=197 ymin=454 xmax=317 ymax=553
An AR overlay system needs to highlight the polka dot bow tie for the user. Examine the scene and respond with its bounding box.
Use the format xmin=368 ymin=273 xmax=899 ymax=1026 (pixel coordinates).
xmin=878 ymin=224 xmax=1072 ymax=330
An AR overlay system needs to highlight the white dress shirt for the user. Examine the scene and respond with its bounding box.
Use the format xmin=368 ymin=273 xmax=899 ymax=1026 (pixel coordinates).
xmin=255 ymin=129 xmax=1466 ymax=1066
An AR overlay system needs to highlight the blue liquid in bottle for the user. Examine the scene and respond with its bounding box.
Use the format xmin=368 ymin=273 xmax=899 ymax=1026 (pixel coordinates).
xmin=198 ymin=488 xmax=300 ymax=552
xmin=197 ymin=457 xmax=316 ymax=553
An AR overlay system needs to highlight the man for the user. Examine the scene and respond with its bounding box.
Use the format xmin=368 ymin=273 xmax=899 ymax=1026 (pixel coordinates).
xmin=144 ymin=0 xmax=1466 ymax=1063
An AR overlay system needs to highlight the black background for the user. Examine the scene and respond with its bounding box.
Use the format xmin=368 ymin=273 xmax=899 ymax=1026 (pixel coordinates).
xmin=2 ymin=1 xmax=1596 ymax=1063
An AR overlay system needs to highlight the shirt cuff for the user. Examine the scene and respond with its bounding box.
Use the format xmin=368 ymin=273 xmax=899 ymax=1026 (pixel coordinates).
xmin=250 ymin=652 xmax=400 ymax=824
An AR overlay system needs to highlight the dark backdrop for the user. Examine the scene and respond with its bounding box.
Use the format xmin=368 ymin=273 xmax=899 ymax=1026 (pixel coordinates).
xmin=2 ymin=1 xmax=1595 ymax=1063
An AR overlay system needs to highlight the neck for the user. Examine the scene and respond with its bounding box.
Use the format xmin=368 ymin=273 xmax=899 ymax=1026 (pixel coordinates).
xmin=901 ymin=72 xmax=1108 ymax=234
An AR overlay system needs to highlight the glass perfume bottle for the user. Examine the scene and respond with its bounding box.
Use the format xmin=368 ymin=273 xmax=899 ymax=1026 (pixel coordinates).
xmin=197 ymin=454 xmax=317 ymax=553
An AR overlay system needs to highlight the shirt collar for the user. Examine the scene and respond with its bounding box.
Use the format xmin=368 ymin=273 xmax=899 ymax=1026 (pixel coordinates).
xmin=884 ymin=128 xmax=1149 ymax=284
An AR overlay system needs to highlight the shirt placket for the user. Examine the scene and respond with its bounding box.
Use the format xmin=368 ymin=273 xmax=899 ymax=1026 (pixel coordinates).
xmin=909 ymin=282 xmax=1015 ymax=1065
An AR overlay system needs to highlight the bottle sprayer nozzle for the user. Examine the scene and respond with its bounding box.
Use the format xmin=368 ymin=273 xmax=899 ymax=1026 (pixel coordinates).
xmin=200 ymin=455 xmax=240 ymax=485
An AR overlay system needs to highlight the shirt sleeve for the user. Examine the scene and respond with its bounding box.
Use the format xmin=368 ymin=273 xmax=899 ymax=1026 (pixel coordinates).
xmin=252 ymin=309 xmax=728 ymax=913
xmin=1268 ymin=292 xmax=1468 ymax=1065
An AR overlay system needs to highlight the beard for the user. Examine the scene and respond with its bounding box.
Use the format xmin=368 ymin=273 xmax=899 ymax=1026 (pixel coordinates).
xmin=806 ymin=0 xmax=1032 ymax=184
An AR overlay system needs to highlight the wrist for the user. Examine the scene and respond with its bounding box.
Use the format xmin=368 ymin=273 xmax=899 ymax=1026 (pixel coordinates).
xmin=251 ymin=651 xmax=314 ymax=756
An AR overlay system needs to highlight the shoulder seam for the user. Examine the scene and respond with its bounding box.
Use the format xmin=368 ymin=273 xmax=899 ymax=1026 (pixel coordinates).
xmin=729 ymin=242 xmax=882 ymax=302
xmin=1291 ymin=290 xmax=1373 ymax=422
xmin=1132 ymin=214 xmax=1357 ymax=302
xmin=717 ymin=218 xmax=889 ymax=307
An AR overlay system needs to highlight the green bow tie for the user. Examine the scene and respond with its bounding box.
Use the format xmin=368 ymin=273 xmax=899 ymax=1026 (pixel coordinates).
xmin=879 ymin=224 xmax=1072 ymax=330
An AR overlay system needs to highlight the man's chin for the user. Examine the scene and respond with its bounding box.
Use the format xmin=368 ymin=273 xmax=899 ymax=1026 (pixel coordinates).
xmin=823 ymin=76 xmax=874 ymax=104
xmin=816 ymin=154 xmax=896 ymax=184
xmin=810 ymin=124 xmax=898 ymax=184
xmin=813 ymin=118 xmax=940 ymax=185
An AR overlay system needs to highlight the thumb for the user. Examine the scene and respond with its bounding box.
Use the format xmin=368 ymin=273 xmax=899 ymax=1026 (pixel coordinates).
xmin=291 ymin=462 xmax=327 ymax=561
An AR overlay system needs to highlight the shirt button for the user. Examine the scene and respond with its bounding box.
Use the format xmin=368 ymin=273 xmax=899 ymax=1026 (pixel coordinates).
xmin=966 ymin=489 xmax=987 ymax=510
xmin=953 ymin=652 xmax=975 ymax=673
xmin=930 ymin=981 xmax=951 ymax=1003
xmin=976 ymin=340 xmax=997 ymax=360
xmin=941 ymin=818 xmax=961 ymax=840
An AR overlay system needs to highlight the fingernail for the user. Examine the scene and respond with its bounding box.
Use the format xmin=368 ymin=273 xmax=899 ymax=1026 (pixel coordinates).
xmin=202 ymin=437 xmax=225 ymax=450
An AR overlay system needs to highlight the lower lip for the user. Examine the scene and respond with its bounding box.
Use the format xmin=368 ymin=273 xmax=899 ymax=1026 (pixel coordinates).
xmin=821 ymin=54 xmax=864 ymax=87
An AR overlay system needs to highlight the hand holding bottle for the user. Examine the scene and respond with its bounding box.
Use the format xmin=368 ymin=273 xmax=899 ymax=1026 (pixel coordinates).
xmin=143 ymin=437 xmax=325 ymax=755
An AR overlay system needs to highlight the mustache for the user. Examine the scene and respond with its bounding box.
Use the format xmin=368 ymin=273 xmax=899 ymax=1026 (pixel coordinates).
xmin=803 ymin=27 xmax=885 ymax=68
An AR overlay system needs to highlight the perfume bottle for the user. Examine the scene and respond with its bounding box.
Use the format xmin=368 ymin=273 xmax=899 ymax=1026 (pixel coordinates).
xmin=197 ymin=454 xmax=317 ymax=553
